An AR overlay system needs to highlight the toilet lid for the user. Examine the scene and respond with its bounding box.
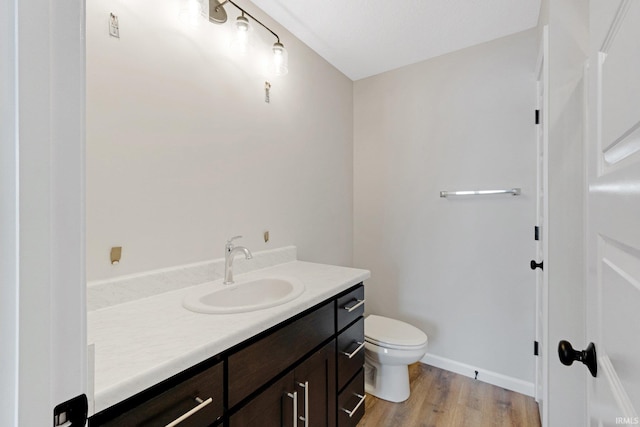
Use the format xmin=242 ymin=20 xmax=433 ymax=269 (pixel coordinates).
xmin=364 ymin=315 xmax=428 ymax=348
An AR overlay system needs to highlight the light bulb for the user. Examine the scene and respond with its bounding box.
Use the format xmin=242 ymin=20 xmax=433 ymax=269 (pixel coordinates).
xmin=231 ymin=15 xmax=250 ymax=55
xmin=272 ymin=42 xmax=288 ymax=76
xmin=236 ymin=15 xmax=249 ymax=32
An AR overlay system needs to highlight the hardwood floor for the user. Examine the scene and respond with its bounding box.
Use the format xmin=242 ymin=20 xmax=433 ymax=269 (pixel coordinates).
xmin=357 ymin=363 xmax=541 ymax=427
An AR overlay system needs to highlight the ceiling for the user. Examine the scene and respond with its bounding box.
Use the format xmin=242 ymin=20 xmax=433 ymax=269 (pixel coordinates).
xmin=250 ymin=0 xmax=541 ymax=81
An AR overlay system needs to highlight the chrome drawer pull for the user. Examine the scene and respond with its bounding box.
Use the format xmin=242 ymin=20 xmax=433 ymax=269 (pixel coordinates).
xmin=343 ymin=299 xmax=365 ymax=312
xmin=341 ymin=393 xmax=366 ymax=418
xmin=164 ymin=396 xmax=213 ymax=427
xmin=341 ymin=341 xmax=365 ymax=359
xmin=287 ymin=391 xmax=298 ymax=427
xmin=297 ymin=381 xmax=309 ymax=427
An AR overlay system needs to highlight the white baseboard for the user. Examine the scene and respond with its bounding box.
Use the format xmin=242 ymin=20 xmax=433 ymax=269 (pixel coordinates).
xmin=420 ymin=353 xmax=535 ymax=397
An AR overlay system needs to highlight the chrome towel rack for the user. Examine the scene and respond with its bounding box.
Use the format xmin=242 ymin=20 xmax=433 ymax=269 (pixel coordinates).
xmin=439 ymin=188 xmax=521 ymax=198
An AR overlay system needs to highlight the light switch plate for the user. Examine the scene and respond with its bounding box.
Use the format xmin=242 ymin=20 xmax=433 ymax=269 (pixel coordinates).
xmin=264 ymin=81 xmax=271 ymax=104
xmin=109 ymin=13 xmax=120 ymax=38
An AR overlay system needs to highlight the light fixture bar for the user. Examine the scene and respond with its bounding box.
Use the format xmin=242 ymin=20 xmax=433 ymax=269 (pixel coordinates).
xmin=213 ymin=0 xmax=280 ymax=42
xmin=227 ymin=0 xmax=280 ymax=42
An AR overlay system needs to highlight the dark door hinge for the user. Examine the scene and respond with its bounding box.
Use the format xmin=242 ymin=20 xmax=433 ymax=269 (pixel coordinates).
xmin=54 ymin=394 xmax=88 ymax=427
xmin=535 ymin=109 xmax=540 ymax=125
xmin=534 ymin=341 xmax=539 ymax=356
xmin=534 ymin=226 xmax=540 ymax=241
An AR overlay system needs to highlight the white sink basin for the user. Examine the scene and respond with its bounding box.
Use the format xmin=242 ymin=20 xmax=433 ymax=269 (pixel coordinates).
xmin=182 ymin=276 xmax=305 ymax=314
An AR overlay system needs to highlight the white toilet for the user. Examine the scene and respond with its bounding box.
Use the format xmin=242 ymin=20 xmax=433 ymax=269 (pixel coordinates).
xmin=364 ymin=314 xmax=428 ymax=403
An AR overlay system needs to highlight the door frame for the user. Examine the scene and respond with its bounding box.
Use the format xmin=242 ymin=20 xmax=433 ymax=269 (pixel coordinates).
xmin=534 ymin=24 xmax=550 ymax=427
xmin=1 ymin=0 xmax=87 ymax=425
xmin=0 ymin=0 xmax=19 ymax=423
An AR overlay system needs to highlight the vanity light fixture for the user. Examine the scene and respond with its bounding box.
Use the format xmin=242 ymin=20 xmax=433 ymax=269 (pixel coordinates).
xmin=208 ymin=0 xmax=288 ymax=75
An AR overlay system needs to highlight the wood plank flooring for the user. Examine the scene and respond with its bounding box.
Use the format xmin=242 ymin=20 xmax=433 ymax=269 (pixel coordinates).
xmin=357 ymin=363 xmax=541 ymax=427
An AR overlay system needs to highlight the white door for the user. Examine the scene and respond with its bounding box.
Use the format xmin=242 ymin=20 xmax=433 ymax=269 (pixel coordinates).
xmin=534 ymin=25 xmax=549 ymax=416
xmin=2 ymin=1 xmax=87 ymax=426
xmin=586 ymin=0 xmax=640 ymax=424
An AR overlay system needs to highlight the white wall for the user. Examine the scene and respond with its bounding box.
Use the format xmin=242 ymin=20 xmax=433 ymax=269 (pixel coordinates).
xmin=354 ymin=29 xmax=537 ymax=388
xmin=86 ymin=0 xmax=353 ymax=281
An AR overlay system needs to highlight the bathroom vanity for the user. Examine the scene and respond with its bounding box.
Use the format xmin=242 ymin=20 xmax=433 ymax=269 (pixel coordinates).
xmin=87 ymin=258 xmax=368 ymax=427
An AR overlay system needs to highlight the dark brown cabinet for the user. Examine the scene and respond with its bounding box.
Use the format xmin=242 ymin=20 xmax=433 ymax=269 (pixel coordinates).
xmin=335 ymin=286 xmax=366 ymax=427
xmin=294 ymin=341 xmax=336 ymax=427
xmin=336 ymin=317 xmax=365 ymax=392
xmin=91 ymin=360 xmax=224 ymax=427
xmin=337 ymin=370 xmax=365 ymax=427
xmin=336 ymin=285 xmax=365 ymax=332
xmin=90 ymin=283 xmax=364 ymax=427
xmin=227 ymin=301 xmax=334 ymax=408
xmin=229 ymin=371 xmax=296 ymax=427
xmin=230 ymin=341 xmax=336 ymax=427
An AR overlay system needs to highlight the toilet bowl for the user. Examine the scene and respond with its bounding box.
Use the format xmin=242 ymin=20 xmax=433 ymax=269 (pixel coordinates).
xmin=364 ymin=314 xmax=428 ymax=403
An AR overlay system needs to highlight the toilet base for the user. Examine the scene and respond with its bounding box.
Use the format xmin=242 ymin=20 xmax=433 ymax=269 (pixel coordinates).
xmin=364 ymin=360 xmax=411 ymax=403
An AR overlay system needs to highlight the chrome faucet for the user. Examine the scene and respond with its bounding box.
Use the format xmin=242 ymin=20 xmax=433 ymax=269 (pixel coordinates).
xmin=224 ymin=235 xmax=253 ymax=285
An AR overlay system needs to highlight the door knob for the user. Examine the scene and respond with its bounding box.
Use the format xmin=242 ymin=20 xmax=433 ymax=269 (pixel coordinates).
xmin=558 ymin=340 xmax=597 ymax=377
xmin=530 ymin=260 xmax=543 ymax=270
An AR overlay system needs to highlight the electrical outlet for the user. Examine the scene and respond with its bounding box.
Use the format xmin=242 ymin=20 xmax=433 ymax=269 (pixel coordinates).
xmin=109 ymin=13 xmax=120 ymax=38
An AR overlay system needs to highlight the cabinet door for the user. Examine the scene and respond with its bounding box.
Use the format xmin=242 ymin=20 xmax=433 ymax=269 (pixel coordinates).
xmin=229 ymin=372 xmax=297 ymax=427
xmin=294 ymin=341 xmax=336 ymax=427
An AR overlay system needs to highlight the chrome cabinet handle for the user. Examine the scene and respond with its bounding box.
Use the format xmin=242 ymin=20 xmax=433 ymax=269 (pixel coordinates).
xmin=164 ymin=396 xmax=213 ymax=427
xmin=297 ymin=381 xmax=309 ymax=427
xmin=287 ymin=391 xmax=298 ymax=427
xmin=341 ymin=393 xmax=366 ymax=418
xmin=341 ymin=341 xmax=365 ymax=359
xmin=342 ymin=299 xmax=365 ymax=312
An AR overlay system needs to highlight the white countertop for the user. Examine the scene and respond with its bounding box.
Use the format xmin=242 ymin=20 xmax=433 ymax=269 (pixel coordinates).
xmin=88 ymin=260 xmax=370 ymax=413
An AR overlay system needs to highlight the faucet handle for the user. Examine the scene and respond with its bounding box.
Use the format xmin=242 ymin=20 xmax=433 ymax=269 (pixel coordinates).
xmin=226 ymin=235 xmax=243 ymax=251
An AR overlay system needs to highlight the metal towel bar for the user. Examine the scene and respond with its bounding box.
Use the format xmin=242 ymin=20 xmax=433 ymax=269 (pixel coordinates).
xmin=439 ymin=188 xmax=521 ymax=198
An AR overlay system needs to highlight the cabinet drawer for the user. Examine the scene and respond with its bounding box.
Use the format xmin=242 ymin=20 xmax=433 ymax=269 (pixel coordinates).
xmin=337 ymin=369 xmax=365 ymax=427
xmin=336 ymin=316 xmax=365 ymax=392
xmin=336 ymin=285 xmax=364 ymax=332
xmin=97 ymin=362 xmax=223 ymax=427
xmin=228 ymin=301 xmax=334 ymax=408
